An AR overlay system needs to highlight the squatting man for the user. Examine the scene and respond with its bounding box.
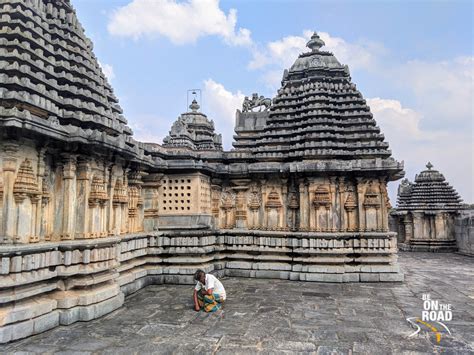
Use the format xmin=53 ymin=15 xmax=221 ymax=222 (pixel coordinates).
xmin=193 ymin=269 xmax=226 ymax=312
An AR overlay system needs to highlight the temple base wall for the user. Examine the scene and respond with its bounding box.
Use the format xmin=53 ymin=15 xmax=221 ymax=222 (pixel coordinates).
xmin=0 ymin=230 xmax=402 ymax=343
xmin=455 ymin=209 xmax=474 ymax=256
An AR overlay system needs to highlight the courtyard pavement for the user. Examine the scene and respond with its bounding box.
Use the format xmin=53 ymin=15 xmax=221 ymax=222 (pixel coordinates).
xmin=1 ymin=252 xmax=473 ymax=354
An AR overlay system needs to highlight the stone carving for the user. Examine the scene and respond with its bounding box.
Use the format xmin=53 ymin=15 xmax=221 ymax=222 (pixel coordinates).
xmin=247 ymin=184 xmax=261 ymax=210
xmin=41 ymin=177 xmax=50 ymax=205
xmin=265 ymin=188 xmax=282 ymax=209
xmin=89 ymin=176 xmax=108 ymax=205
xmin=288 ymin=191 xmax=299 ymax=210
xmin=312 ymin=185 xmax=331 ymax=209
xmin=113 ymin=180 xmax=128 ymax=205
xmin=221 ymin=188 xmax=236 ymax=210
xmin=220 ymin=188 xmax=236 ymax=228
xmin=13 ymin=159 xmax=39 ymax=203
xmin=242 ymin=93 xmax=272 ymax=112
xmin=0 ymin=0 xmax=407 ymax=340
xmin=344 ymin=188 xmax=357 ymax=211
xmin=363 ymin=182 xmax=380 ymax=208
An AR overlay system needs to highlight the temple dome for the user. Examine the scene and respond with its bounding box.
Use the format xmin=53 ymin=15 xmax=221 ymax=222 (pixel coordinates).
xmin=233 ymin=30 xmax=398 ymax=175
xmin=162 ymin=99 xmax=223 ymax=151
xmin=288 ymin=32 xmax=344 ymax=73
xmin=396 ymin=162 xmax=463 ymax=211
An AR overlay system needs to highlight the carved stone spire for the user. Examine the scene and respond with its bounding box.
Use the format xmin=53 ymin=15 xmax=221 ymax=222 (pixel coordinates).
xmin=306 ymin=32 xmax=325 ymax=52
xmin=13 ymin=159 xmax=39 ymax=202
xmin=189 ymin=99 xmax=200 ymax=112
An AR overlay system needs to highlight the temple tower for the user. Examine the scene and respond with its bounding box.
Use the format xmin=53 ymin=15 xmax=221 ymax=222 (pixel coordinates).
xmin=391 ymin=162 xmax=464 ymax=251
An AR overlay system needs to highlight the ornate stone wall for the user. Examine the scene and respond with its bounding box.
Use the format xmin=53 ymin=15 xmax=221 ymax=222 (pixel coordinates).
xmin=0 ymin=1 xmax=405 ymax=343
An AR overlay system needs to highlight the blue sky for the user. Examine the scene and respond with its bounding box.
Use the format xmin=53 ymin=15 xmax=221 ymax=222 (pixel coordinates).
xmin=73 ymin=0 xmax=473 ymax=204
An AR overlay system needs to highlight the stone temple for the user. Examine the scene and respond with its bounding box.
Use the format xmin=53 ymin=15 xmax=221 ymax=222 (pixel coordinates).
xmin=390 ymin=162 xmax=464 ymax=252
xmin=0 ymin=0 xmax=406 ymax=343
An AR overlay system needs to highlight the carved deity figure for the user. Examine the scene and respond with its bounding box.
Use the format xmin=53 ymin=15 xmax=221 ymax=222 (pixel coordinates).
xmin=242 ymin=93 xmax=272 ymax=112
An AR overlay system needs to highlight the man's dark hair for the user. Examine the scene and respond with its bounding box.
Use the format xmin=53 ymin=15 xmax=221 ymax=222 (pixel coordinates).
xmin=194 ymin=269 xmax=205 ymax=281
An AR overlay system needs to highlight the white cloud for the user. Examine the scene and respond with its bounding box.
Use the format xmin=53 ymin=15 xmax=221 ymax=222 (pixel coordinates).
xmin=203 ymin=79 xmax=245 ymax=149
xmin=107 ymin=0 xmax=252 ymax=46
xmin=98 ymin=61 xmax=115 ymax=82
xmin=368 ymin=97 xmax=473 ymax=204
xmin=393 ymin=56 xmax=474 ymax=128
xmin=249 ymin=30 xmax=382 ymax=89
xmin=248 ymin=31 xmax=312 ymax=70
xmin=367 ymin=98 xmax=427 ymax=141
xmin=318 ymin=32 xmax=382 ymax=72
xmin=128 ymin=114 xmax=173 ymax=144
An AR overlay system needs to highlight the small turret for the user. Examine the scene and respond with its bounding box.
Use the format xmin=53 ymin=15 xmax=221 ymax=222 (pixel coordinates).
xmin=306 ymin=32 xmax=325 ymax=52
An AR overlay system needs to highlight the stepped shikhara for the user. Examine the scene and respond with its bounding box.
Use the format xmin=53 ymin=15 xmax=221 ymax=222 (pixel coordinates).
xmin=0 ymin=0 xmax=404 ymax=343
xmin=391 ymin=162 xmax=463 ymax=251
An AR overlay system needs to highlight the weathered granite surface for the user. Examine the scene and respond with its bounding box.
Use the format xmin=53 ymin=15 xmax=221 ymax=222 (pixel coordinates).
xmin=0 ymin=252 xmax=472 ymax=354
xmin=455 ymin=209 xmax=474 ymax=256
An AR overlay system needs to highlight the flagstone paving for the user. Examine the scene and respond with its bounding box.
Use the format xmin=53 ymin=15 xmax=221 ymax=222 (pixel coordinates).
xmin=1 ymin=252 xmax=473 ymax=354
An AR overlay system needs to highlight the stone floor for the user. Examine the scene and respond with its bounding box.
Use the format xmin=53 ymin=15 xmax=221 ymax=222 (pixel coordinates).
xmin=1 ymin=252 xmax=473 ymax=354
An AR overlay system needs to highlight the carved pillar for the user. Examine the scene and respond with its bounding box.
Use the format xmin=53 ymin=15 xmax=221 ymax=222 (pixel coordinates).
xmin=33 ymin=148 xmax=47 ymax=242
xmin=356 ymin=178 xmax=365 ymax=231
xmin=403 ymin=214 xmax=413 ymax=243
xmin=75 ymin=158 xmax=91 ymax=239
xmin=412 ymin=212 xmax=423 ymax=240
xmin=379 ymin=177 xmax=389 ymax=232
xmin=104 ymin=162 xmax=114 ymax=236
xmin=434 ymin=212 xmax=446 ymax=240
xmin=1 ymin=143 xmax=19 ymax=243
xmin=121 ymin=170 xmax=129 ymax=234
xmin=211 ymin=180 xmax=222 ymax=227
xmin=40 ymin=172 xmax=52 ymax=241
xmin=128 ymin=170 xmax=144 ymax=233
xmin=338 ymin=178 xmax=345 ymax=232
xmin=61 ymin=155 xmax=77 ymax=240
xmin=281 ymin=179 xmax=288 ymax=230
xmin=375 ymin=180 xmax=383 ymax=232
xmin=329 ymin=177 xmax=337 ymax=232
xmin=142 ymin=173 xmax=162 ymax=232
xmin=298 ymin=179 xmax=309 ymax=231
xmin=261 ymin=179 xmax=268 ymax=229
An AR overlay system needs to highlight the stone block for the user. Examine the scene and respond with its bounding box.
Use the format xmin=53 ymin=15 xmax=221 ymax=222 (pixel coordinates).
xmin=0 ymin=297 xmax=57 ymax=326
xmin=255 ymin=270 xmax=290 ymax=279
xmin=379 ymin=272 xmax=404 ymax=282
xmin=226 ymin=261 xmax=252 ymax=269
xmin=360 ymin=273 xmax=380 ymax=282
xmin=253 ymin=262 xmax=291 ymax=271
xmin=304 ymin=273 xmax=343 ymax=283
xmin=33 ymin=311 xmax=60 ymax=334
xmin=1 ymin=258 xmax=9 ymax=274
xmin=0 ymin=318 xmax=33 ymax=343
xmin=342 ymin=273 xmax=360 ymax=282
xmin=58 ymin=293 xmax=124 ymax=325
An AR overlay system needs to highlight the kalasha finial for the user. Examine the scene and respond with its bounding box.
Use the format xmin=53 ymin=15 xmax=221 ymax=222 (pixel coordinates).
xmin=306 ymin=32 xmax=325 ymax=52
xmin=189 ymin=98 xmax=200 ymax=112
xmin=426 ymin=162 xmax=433 ymax=170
